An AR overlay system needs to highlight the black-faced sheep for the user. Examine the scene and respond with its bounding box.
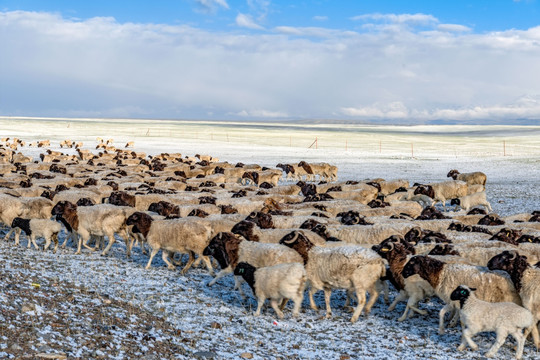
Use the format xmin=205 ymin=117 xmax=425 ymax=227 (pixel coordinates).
xmin=280 ymin=231 xmax=385 ymax=323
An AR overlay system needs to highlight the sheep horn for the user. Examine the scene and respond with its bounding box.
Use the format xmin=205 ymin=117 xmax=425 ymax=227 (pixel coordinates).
xmin=284 ymin=231 xmax=300 ymax=244
xmin=509 ymin=251 xmax=518 ymax=260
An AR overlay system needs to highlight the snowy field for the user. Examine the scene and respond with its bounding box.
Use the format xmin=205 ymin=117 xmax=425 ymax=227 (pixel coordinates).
xmin=1 ymin=117 xmax=540 ymax=359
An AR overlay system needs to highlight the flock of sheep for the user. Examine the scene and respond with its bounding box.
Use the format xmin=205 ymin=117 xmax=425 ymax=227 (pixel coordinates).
xmin=1 ymin=137 xmax=539 ymax=359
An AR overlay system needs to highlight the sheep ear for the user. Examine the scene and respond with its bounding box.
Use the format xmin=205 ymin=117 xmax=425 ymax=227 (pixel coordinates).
xmin=469 ymin=287 xmax=476 ymax=292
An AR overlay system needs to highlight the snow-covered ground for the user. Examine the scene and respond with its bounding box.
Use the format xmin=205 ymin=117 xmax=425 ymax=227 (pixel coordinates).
xmin=1 ymin=117 xmax=540 ymax=359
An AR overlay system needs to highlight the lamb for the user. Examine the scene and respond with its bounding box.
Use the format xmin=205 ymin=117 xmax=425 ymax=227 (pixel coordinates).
xmin=414 ymin=180 xmax=468 ymax=209
xmin=447 ymin=169 xmax=487 ymax=187
xmin=203 ymin=232 xmax=303 ymax=297
xmin=126 ymin=211 xmax=214 ymax=274
xmin=450 ymin=191 xmax=492 ymax=213
xmin=487 ymin=250 xmax=540 ymax=350
xmin=51 ymin=201 xmax=131 ymax=256
xmin=450 ymin=285 xmax=533 ymax=359
xmin=402 ymin=255 xmax=522 ymax=334
xmin=279 ymin=231 xmax=386 ymax=323
xmin=11 ymin=217 xmax=62 ymax=252
xmin=233 ymin=262 xmax=306 ymax=319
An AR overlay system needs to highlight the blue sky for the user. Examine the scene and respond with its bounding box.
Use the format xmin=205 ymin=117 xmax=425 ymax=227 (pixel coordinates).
xmin=1 ymin=0 xmax=540 ymax=123
xmin=2 ymin=0 xmax=538 ymax=32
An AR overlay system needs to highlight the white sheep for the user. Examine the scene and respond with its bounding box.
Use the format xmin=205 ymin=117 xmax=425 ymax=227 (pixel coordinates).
xmin=450 ymin=285 xmax=533 ymax=359
xmin=488 ymin=250 xmax=540 ymax=350
xmin=450 ymin=191 xmax=492 ymax=213
xmin=402 ymin=255 xmax=522 ymax=334
xmin=126 ymin=212 xmax=214 ymax=274
xmin=280 ymin=231 xmax=386 ymax=323
xmin=234 ymin=262 xmax=306 ymax=319
xmin=11 ymin=217 xmax=62 ymax=252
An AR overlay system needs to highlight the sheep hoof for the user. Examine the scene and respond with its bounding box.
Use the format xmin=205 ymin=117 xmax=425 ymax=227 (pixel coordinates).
xmin=457 ymin=345 xmax=466 ymax=352
xmin=397 ymin=316 xmax=407 ymax=322
xmin=438 ymin=329 xmax=445 ymax=335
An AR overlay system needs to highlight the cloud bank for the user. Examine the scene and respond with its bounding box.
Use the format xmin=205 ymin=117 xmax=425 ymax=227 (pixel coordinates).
xmin=1 ymin=10 xmax=540 ymax=123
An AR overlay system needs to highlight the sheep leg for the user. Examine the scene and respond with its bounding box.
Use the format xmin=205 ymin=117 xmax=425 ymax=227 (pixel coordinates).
xmin=44 ymin=235 xmax=52 ymax=251
xmin=61 ymin=231 xmax=72 ymax=249
xmin=161 ymin=251 xmax=176 ymax=270
xmin=279 ymin=298 xmax=289 ymax=311
xmin=13 ymin=228 xmax=21 ymax=246
xmin=234 ymin=276 xmax=246 ymax=299
xmin=291 ymin=297 xmax=302 ymax=317
xmin=485 ymin=329 xmax=509 ymax=358
xmin=254 ymin=299 xmax=264 ymax=316
xmin=350 ymin=290 xmax=366 ymax=323
xmin=308 ymin=287 xmax=319 ymax=311
xmin=511 ymin=330 xmax=526 ymax=360
xmin=199 ymin=255 xmax=215 ymax=276
xmin=145 ymin=248 xmax=159 ymax=269
xmin=4 ymin=228 xmax=15 ymax=242
xmin=101 ymin=232 xmax=116 ymax=256
xmin=364 ymin=285 xmax=380 ymax=316
xmin=270 ymin=299 xmax=284 ymax=319
xmin=51 ymin=233 xmax=59 ymax=253
xmin=29 ymin=235 xmax=39 ymax=250
xmin=207 ymin=267 xmax=232 ymax=286
xmin=460 ymin=327 xmax=479 ymax=351
xmin=122 ymin=229 xmax=132 ymax=258
xmin=389 ymin=291 xmax=408 ymax=312
xmin=448 ymin=308 xmax=460 ymax=328
xmin=323 ymin=288 xmax=333 ymax=319
xmin=75 ymin=231 xmax=90 ymax=255
xmin=14 ymin=228 xmax=23 ymax=245
xmin=438 ymin=303 xmax=453 ymax=334
xmin=180 ymin=251 xmax=196 ymax=275
xmin=530 ymin=323 xmax=540 ymax=350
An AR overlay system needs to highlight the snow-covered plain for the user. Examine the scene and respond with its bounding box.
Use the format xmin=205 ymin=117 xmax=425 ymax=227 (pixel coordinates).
xmin=1 ymin=117 xmax=540 ymax=359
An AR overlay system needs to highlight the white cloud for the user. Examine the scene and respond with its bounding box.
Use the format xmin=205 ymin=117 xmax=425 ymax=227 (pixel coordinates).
xmin=313 ymin=16 xmax=328 ymax=22
xmin=236 ymin=109 xmax=288 ymax=118
xmin=195 ymin=0 xmax=229 ymax=13
xmin=1 ymin=11 xmax=540 ymax=122
xmin=352 ymin=13 xmax=438 ymax=25
xmin=437 ymin=23 xmax=472 ymax=32
xmin=235 ymin=13 xmax=264 ymax=29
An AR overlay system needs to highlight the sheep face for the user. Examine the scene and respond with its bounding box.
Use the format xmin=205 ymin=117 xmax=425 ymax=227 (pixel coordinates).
xmin=487 ymin=251 xmax=528 ymax=276
xmin=450 ymin=198 xmax=460 ymax=206
xmin=76 ymin=198 xmax=95 ymax=207
xmin=428 ymin=244 xmax=460 ymax=256
xmin=517 ymin=234 xmax=540 ymax=244
xmin=11 ymin=217 xmax=31 ymax=235
xmin=402 ymin=255 xmax=444 ymax=283
xmin=188 ymin=209 xmax=209 ymax=218
xmin=245 ymin=211 xmax=274 ymax=229
xmin=414 ymin=185 xmax=435 ymax=199
xmin=450 ymin=285 xmax=476 ymax=307
xmin=126 ymin=212 xmax=153 ymax=237
xmin=231 ymin=221 xmax=258 ymax=242
xmin=203 ymin=232 xmax=241 ymax=269
xmin=109 ymin=191 xmax=136 ymax=207
xmin=447 ymin=169 xmax=460 ymax=179
xmin=279 ymin=231 xmax=312 ymax=264
xmin=299 ymin=219 xmax=322 ymax=231
xmin=51 ymin=201 xmax=76 ymax=216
